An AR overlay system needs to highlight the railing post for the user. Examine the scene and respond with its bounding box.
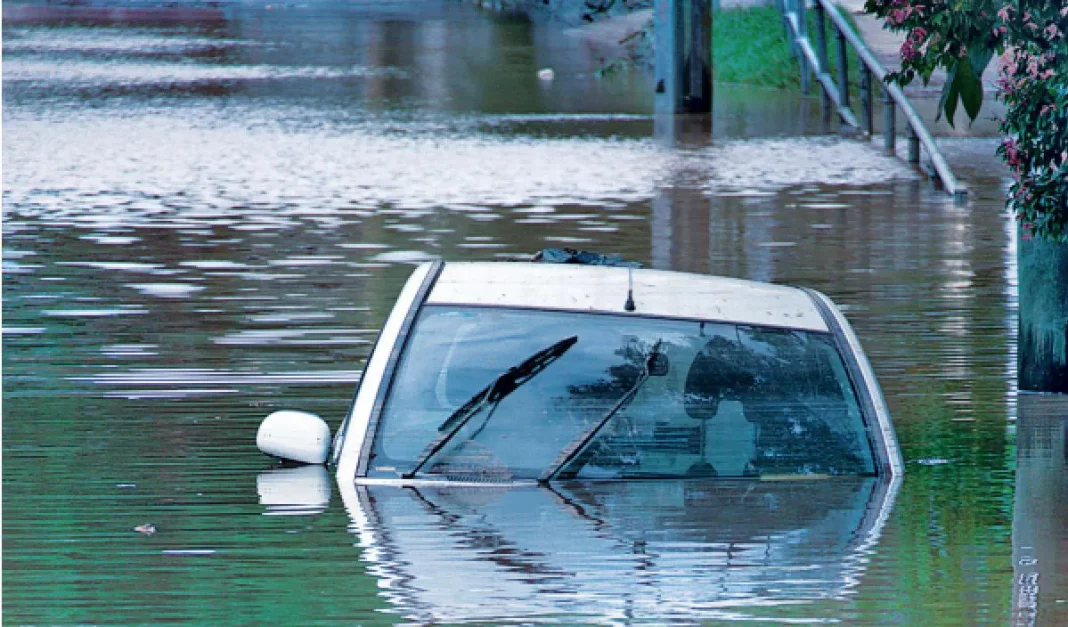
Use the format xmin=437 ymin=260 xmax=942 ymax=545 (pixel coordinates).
xmin=860 ymin=65 xmax=873 ymax=137
xmin=835 ymin=27 xmax=849 ymax=110
xmin=905 ymin=125 xmax=922 ymax=163
xmin=797 ymin=0 xmax=809 ymax=94
xmin=884 ymin=87 xmax=896 ymax=156
xmin=784 ymin=0 xmax=798 ymax=59
xmin=814 ymin=2 xmax=828 ymax=70
xmin=813 ymin=1 xmax=830 ymax=110
xmin=907 ymin=126 xmax=920 ymax=163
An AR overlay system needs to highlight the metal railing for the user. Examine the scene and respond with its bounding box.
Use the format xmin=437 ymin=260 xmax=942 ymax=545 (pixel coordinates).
xmin=779 ymin=0 xmax=966 ymax=198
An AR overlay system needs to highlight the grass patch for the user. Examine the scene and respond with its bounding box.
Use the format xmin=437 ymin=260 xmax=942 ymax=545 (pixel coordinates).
xmin=713 ymin=5 xmax=864 ymax=92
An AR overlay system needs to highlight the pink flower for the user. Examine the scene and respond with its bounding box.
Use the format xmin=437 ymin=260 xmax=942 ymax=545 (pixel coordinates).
xmin=1003 ymin=138 xmax=1021 ymax=168
xmin=911 ymin=27 xmax=927 ymax=41
xmin=901 ymin=40 xmax=920 ymax=62
xmin=997 ymin=6 xmax=1011 ymax=21
xmin=996 ymin=64 xmax=1017 ymax=94
xmin=1044 ymin=24 xmax=1062 ymax=40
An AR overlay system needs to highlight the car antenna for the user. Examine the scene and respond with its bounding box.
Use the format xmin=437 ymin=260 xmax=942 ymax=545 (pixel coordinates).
xmin=624 ymin=268 xmax=636 ymax=312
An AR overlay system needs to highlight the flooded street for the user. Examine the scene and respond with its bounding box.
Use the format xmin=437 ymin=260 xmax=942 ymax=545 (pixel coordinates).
xmin=3 ymin=1 xmax=1065 ymax=624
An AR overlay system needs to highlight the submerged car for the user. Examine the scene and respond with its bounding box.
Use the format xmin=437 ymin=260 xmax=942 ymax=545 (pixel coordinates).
xmin=257 ymin=259 xmax=903 ymax=484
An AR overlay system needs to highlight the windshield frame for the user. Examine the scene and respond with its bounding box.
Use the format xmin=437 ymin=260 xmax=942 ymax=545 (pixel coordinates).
xmin=357 ymin=302 xmax=888 ymax=482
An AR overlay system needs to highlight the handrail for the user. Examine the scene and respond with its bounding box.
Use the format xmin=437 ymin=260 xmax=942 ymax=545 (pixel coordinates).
xmin=779 ymin=0 xmax=966 ymax=198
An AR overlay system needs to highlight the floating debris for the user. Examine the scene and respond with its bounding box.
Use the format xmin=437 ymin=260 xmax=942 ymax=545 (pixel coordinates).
xmin=133 ymin=523 xmax=156 ymax=536
xmin=537 ymin=68 xmax=554 ymax=81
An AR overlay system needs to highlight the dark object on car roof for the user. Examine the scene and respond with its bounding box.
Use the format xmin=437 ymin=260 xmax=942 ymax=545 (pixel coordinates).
xmin=532 ymin=248 xmax=642 ymax=268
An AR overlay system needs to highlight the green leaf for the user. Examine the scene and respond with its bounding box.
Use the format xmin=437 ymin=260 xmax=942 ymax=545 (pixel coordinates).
xmin=921 ymin=64 xmax=935 ymax=86
xmin=956 ymin=55 xmax=983 ymax=124
xmin=937 ymin=60 xmax=960 ymax=128
xmin=960 ymin=47 xmax=994 ymax=124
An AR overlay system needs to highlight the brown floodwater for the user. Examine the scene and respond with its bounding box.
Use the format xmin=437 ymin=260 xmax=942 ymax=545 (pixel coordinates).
xmin=3 ymin=1 xmax=1066 ymax=625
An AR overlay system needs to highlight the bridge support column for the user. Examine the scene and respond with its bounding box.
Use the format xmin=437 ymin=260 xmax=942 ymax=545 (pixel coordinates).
xmin=1019 ymin=233 xmax=1068 ymax=393
xmin=655 ymin=0 xmax=712 ymax=114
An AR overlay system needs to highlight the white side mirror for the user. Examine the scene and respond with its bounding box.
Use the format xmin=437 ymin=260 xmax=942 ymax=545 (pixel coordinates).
xmin=257 ymin=410 xmax=331 ymax=464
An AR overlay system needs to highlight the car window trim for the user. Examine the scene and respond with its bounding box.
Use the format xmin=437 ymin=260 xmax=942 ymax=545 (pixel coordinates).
xmin=354 ymin=260 xmax=445 ymax=477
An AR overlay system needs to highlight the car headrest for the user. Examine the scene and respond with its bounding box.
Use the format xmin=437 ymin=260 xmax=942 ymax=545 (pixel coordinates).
xmin=683 ymin=337 xmax=756 ymax=421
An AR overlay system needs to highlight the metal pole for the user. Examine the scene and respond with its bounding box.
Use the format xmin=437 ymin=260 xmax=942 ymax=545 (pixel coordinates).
xmin=814 ymin=3 xmax=828 ymax=70
xmin=860 ymin=65 xmax=873 ymax=136
xmin=798 ymin=0 xmax=809 ymax=93
xmin=907 ymin=126 xmax=920 ymax=163
xmin=813 ymin=3 xmax=829 ymax=111
xmin=884 ymin=87 xmax=896 ymax=156
xmin=784 ymin=0 xmax=798 ymax=58
xmin=835 ymin=28 xmax=849 ymax=109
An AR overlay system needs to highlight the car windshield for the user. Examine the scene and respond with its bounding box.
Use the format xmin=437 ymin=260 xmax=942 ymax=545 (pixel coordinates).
xmin=369 ymin=306 xmax=877 ymax=481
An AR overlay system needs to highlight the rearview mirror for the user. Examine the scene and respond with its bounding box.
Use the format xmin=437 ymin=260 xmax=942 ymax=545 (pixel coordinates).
xmin=648 ymin=352 xmax=670 ymax=377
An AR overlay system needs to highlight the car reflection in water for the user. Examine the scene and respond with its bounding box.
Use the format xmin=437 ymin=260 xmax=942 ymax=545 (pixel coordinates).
xmin=306 ymin=476 xmax=899 ymax=624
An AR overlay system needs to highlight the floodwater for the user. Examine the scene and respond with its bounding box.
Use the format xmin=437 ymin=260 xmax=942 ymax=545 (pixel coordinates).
xmin=3 ymin=1 xmax=1066 ymax=625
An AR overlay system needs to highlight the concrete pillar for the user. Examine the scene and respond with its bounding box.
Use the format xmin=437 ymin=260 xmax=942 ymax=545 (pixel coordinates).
xmin=655 ymin=0 xmax=712 ymax=114
xmin=685 ymin=0 xmax=713 ymax=112
xmin=1018 ymin=233 xmax=1068 ymax=393
xmin=654 ymin=0 xmax=685 ymax=114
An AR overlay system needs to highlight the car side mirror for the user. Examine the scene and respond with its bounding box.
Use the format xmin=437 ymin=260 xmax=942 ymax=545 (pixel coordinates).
xmin=257 ymin=410 xmax=331 ymax=464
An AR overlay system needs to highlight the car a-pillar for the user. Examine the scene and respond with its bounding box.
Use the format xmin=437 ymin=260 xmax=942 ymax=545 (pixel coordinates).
xmin=1018 ymin=230 xmax=1068 ymax=393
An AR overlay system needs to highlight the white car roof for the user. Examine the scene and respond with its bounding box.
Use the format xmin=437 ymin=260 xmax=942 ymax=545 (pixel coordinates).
xmin=426 ymin=262 xmax=829 ymax=332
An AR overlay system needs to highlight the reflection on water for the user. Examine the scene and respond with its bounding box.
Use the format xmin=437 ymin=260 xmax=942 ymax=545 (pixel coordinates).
xmin=341 ymin=477 xmax=899 ymax=624
xmin=2 ymin=0 xmax=1059 ymax=624
xmin=1014 ymin=395 xmax=1068 ymax=627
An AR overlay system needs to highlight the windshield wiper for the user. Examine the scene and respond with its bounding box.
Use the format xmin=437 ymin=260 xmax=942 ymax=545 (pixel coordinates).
xmin=403 ymin=335 xmax=579 ymax=479
xmin=539 ymin=339 xmax=664 ymax=484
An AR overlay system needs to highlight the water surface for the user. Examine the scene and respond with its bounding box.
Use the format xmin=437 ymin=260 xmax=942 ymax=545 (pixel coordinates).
xmin=4 ymin=1 xmax=1065 ymax=625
